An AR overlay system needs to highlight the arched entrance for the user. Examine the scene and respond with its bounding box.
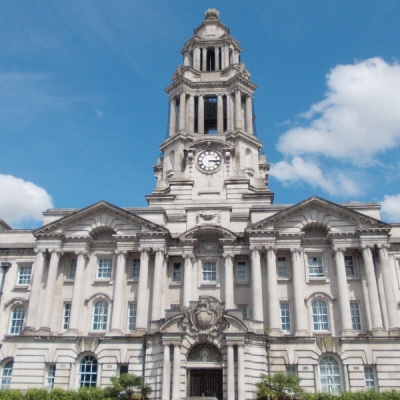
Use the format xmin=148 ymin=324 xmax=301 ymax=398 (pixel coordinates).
xmin=187 ymin=344 xmax=223 ymax=399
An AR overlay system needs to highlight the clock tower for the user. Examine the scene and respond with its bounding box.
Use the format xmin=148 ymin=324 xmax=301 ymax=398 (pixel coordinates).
xmin=147 ymin=8 xmax=273 ymax=208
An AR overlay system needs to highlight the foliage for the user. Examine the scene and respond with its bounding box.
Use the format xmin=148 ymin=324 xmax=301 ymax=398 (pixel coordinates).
xmin=103 ymin=374 xmax=152 ymax=400
xmin=302 ymin=391 xmax=400 ymax=400
xmin=256 ymin=372 xmax=304 ymax=400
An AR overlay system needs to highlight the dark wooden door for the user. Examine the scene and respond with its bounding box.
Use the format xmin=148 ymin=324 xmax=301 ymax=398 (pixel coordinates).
xmin=189 ymin=369 xmax=223 ymax=399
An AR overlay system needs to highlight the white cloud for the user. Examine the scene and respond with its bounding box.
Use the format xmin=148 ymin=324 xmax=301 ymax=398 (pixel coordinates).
xmin=277 ymin=58 xmax=400 ymax=166
xmin=270 ymin=156 xmax=360 ymax=196
xmin=0 ymin=174 xmax=53 ymax=227
xmin=380 ymin=194 xmax=400 ymax=222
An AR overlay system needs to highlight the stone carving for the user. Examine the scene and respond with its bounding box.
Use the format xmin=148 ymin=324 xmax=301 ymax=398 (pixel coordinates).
xmin=205 ymin=8 xmax=220 ymax=20
xmin=196 ymin=240 xmax=222 ymax=256
xmin=181 ymin=296 xmax=226 ymax=337
xmin=196 ymin=211 xmax=221 ymax=225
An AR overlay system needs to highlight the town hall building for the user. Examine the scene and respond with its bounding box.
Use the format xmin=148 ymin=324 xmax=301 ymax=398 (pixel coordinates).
xmin=1 ymin=9 xmax=400 ymax=399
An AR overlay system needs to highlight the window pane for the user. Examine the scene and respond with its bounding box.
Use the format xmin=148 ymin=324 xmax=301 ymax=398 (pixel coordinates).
xmin=63 ymin=303 xmax=71 ymax=331
xmin=97 ymin=259 xmax=112 ymax=278
xmin=308 ymin=256 xmax=324 ymax=277
xmin=238 ymin=305 xmax=248 ymax=319
xmin=345 ymin=256 xmax=355 ymax=277
xmin=47 ymin=365 xmax=56 ymax=389
xmin=18 ymin=266 xmax=32 ymax=285
xmin=277 ymin=257 xmax=288 ymax=278
xmin=364 ymin=366 xmax=375 ymax=389
xmin=92 ymin=301 xmax=108 ymax=330
xmin=79 ymin=356 xmax=97 ymax=387
xmin=286 ymin=365 xmax=297 ymax=377
xmin=202 ymin=262 xmax=217 ymax=282
xmin=1 ymin=361 xmax=13 ymax=390
xmin=280 ymin=303 xmax=291 ymax=331
xmin=350 ymin=303 xmax=361 ymax=330
xmin=312 ymin=300 xmax=329 ymax=331
xmin=130 ymin=258 xmax=140 ymax=279
xmin=172 ymin=263 xmax=182 ymax=282
xmin=237 ymin=262 xmax=247 ymax=282
xmin=128 ymin=303 xmax=137 ymax=331
xmin=68 ymin=259 xmax=77 ymax=280
xmin=10 ymin=307 xmax=25 ymax=335
xmin=320 ymin=356 xmax=341 ymax=394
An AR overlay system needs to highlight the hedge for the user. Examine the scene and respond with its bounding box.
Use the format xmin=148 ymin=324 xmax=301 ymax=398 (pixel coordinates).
xmin=303 ymin=391 xmax=400 ymax=400
xmin=0 ymin=388 xmax=107 ymax=400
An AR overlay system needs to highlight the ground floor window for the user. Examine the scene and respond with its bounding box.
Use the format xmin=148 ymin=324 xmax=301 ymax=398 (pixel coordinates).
xmin=79 ymin=356 xmax=97 ymax=387
xmin=320 ymin=356 xmax=341 ymax=394
xmin=1 ymin=361 xmax=13 ymax=390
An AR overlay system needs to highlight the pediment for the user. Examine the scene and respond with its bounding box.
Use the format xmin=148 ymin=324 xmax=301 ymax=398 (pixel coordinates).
xmin=246 ymin=196 xmax=390 ymax=236
xmin=34 ymin=201 xmax=168 ymax=239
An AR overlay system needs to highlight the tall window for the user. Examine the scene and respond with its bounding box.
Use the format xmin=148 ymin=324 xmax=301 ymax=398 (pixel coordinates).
xmin=320 ymin=356 xmax=341 ymax=394
xmin=202 ymin=262 xmax=217 ymax=282
xmin=128 ymin=303 xmax=137 ymax=331
xmin=238 ymin=304 xmax=248 ymax=319
xmin=1 ymin=361 xmax=13 ymax=390
xmin=364 ymin=366 xmax=376 ymax=390
xmin=63 ymin=303 xmax=71 ymax=331
xmin=92 ymin=301 xmax=108 ymax=331
xmin=172 ymin=263 xmax=182 ymax=283
xmin=237 ymin=261 xmax=248 ymax=283
xmin=312 ymin=300 xmax=329 ymax=331
xmin=17 ymin=265 xmax=32 ymax=285
xmin=280 ymin=303 xmax=291 ymax=332
xmin=130 ymin=258 xmax=140 ymax=279
xmin=67 ymin=259 xmax=77 ymax=280
xmin=46 ymin=364 xmax=56 ymax=389
xmin=79 ymin=356 xmax=97 ymax=387
xmin=97 ymin=259 xmax=112 ymax=278
xmin=308 ymin=256 xmax=324 ymax=277
xmin=345 ymin=256 xmax=355 ymax=277
xmin=350 ymin=302 xmax=361 ymax=331
xmin=277 ymin=257 xmax=288 ymax=278
xmin=10 ymin=306 xmax=25 ymax=335
xmin=286 ymin=365 xmax=297 ymax=377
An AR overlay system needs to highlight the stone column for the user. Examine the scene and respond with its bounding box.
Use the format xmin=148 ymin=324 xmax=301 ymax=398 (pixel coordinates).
xmin=169 ymin=98 xmax=176 ymax=136
xmin=223 ymin=252 xmax=235 ymax=310
xmin=332 ymin=247 xmax=354 ymax=335
xmin=40 ymin=248 xmax=62 ymax=331
xmin=183 ymin=252 xmax=194 ymax=307
xmin=136 ymin=247 xmax=151 ymax=330
xmin=291 ymin=248 xmax=308 ymax=335
xmin=227 ymin=344 xmax=235 ymax=400
xmin=250 ymin=246 xmax=264 ymax=321
xmin=161 ymin=343 xmax=171 ymax=400
xmin=237 ymin=344 xmax=245 ymax=400
xmin=377 ymin=244 xmax=400 ymax=334
xmin=217 ymin=94 xmax=223 ymax=134
xmin=361 ymin=245 xmax=384 ymax=333
xmin=68 ymin=251 xmax=88 ymax=333
xmin=172 ymin=344 xmax=181 ymax=400
xmin=179 ymin=91 xmax=186 ymax=132
xmin=223 ymin=47 xmax=229 ymax=69
xmin=194 ymin=47 xmax=200 ymax=70
xmin=152 ymin=248 xmax=165 ymax=321
xmin=266 ymin=246 xmax=281 ymax=335
xmin=198 ymin=95 xmax=204 ymax=134
xmin=188 ymin=95 xmax=195 ymax=134
xmin=183 ymin=51 xmax=189 ymax=66
xmin=202 ymin=48 xmax=207 ymax=71
xmin=110 ymin=250 xmax=128 ymax=333
xmin=25 ymin=249 xmax=47 ymax=331
xmin=245 ymin=96 xmax=253 ymax=135
xmin=235 ymin=89 xmax=242 ymax=130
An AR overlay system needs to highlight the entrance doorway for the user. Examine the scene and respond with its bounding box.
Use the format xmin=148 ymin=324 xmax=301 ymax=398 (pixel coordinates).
xmin=188 ymin=369 xmax=223 ymax=399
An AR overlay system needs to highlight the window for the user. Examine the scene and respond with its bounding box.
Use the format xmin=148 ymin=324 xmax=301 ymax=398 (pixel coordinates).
xmin=92 ymin=301 xmax=108 ymax=331
xmin=129 ymin=258 xmax=140 ymax=279
xmin=67 ymin=259 xmax=77 ymax=280
xmin=237 ymin=261 xmax=248 ymax=283
xmin=286 ymin=365 xmax=297 ymax=377
xmin=17 ymin=265 xmax=32 ymax=285
xmin=1 ymin=361 xmax=13 ymax=390
xmin=320 ymin=356 xmax=341 ymax=394
xmin=9 ymin=306 xmax=25 ymax=335
xmin=238 ymin=305 xmax=248 ymax=319
xmin=364 ymin=366 xmax=376 ymax=390
xmin=312 ymin=300 xmax=329 ymax=331
xmin=202 ymin=261 xmax=217 ymax=282
xmin=280 ymin=303 xmax=291 ymax=332
xmin=79 ymin=355 xmax=97 ymax=387
xmin=63 ymin=303 xmax=71 ymax=331
xmin=97 ymin=259 xmax=112 ymax=279
xmin=119 ymin=364 xmax=129 ymax=376
xmin=172 ymin=263 xmax=182 ymax=283
xmin=128 ymin=303 xmax=137 ymax=331
xmin=277 ymin=257 xmax=288 ymax=278
xmin=47 ymin=364 xmax=56 ymax=389
xmin=345 ymin=256 xmax=355 ymax=277
xmin=308 ymin=256 xmax=324 ymax=277
xmin=350 ymin=302 xmax=361 ymax=331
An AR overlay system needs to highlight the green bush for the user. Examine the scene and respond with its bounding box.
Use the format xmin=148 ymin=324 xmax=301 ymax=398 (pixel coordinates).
xmin=303 ymin=391 xmax=400 ymax=400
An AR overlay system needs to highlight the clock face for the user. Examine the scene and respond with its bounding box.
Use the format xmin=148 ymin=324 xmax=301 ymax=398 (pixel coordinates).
xmin=197 ymin=150 xmax=222 ymax=172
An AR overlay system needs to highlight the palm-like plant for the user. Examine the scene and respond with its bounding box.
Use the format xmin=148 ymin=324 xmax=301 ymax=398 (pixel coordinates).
xmin=256 ymin=372 xmax=304 ymax=400
xmin=104 ymin=373 xmax=152 ymax=400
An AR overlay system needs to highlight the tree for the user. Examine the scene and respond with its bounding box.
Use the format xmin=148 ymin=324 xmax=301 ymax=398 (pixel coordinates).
xmin=256 ymin=372 xmax=304 ymax=400
xmin=104 ymin=373 xmax=152 ymax=400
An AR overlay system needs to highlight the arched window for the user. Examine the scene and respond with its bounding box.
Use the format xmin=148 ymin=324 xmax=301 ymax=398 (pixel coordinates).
xmin=92 ymin=300 xmax=108 ymax=331
xmin=9 ymin=306 xmax=25 ymax=335
xmin=188 ymin=344 xmax=222 ymax=362
xmin=312 ymin=300 xmax=329 ymax=331
xmin=1 ymin=361 xmax=13 ymax=390
xmin=79 ymin=355 xmax=97 ymax=387
xmin=320 ymin=356 xmax=341 ymax=394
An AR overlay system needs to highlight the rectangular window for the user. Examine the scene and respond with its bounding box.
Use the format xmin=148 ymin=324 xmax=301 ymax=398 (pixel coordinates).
xmin=172 ymin=263 xmax=182 ymax=283
xmin=128 ymin=303 xmax=137 ymax=331
xmin=18 ymin=265 xmax=32 ymax=285
xmin=364 ymin=366 xmax=375 ymax=390
xmin=46 ymin=364 xmax=56 ymax=389
xmin=308 ymin=256 xmax=324 ymax=277
xmin=345 ymin=255 xmax=355 ymax=277
xmin=119 ymin=364 xmax=129 ymax=376
xmin=130 ymin=258 xmax=140 ymax=279
xmin=350 ymin=302 xmax=361 ymax=331
xmin=280 ymin=303 xmax=291 ymax=331
xmin=63 ymin=303 xmax=71 ymax=331
xmin=67 ymin=259 xmax=77 ymax=280
xmin=286 ymin=365 xmax=297 ymax=377
xmin=237 ymin=261 xmax=248 ymax=283
xmin=202 ymin=261 xmax=217 ymax=282
xmin=312 ymin=300 xmax=329 ymax=331
xmin=238 ymin=305 xmax=248 ymax=319
xmin=277 ymin=257 xmax=288 ymax=278
xmin=97 ymin=259 xmax=112 ymax=278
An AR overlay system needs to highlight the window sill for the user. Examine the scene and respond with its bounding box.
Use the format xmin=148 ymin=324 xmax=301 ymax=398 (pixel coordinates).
xmin=127 ymin=279 xmax=139 ymax=284
xmin=93 ymin=279 xmax=113 ymax=285
xmin=13 ymin=284 xmax=30 ymax=291
xmin=313 ymin=331 xmax=332 ymax=336
xmin=169 ymin=282 xmax=182 ymax=286
xmin=308 ymin=277 xmax=330 ymax=283
xmin=200 ymin=282 xmax=220 ymax=288
xmin=63 ymin=278 xmax=75 ymax=284
xmin=235 ymin=281 xmax=250 ymax=286
xmin=277 ymin=277 xmax=291 ymax=282
xmin=346 ymin=276 xmax=359 ymax=281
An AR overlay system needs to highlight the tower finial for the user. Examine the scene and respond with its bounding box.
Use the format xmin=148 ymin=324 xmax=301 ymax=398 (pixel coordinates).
xmin=205 ymin=8 xmax=219 ymax=20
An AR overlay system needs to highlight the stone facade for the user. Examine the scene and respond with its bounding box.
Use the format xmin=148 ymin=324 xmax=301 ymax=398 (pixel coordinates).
xmin=1 ymin=9 xmax=400 ymax=400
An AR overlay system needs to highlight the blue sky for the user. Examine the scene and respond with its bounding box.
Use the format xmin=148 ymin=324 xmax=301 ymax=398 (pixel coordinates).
xmin=1 ymin=1 xmax=400 ymax=228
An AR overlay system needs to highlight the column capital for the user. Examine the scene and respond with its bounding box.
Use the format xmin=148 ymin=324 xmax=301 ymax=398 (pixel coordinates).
xmin=376 ymin=243 xmax=390 ymax=251
xmin=34 ymin=248 xmax=47 ymax=255
xmin=75 ymin=250 xmax=89 ymax=259
xmin=154 ymin=248 xmax=166 ymax=259
xmin=265 ymin=245 xmax=277 ymax=253
xmin=250 ymin=245 xmax=262 ymax=253
xmin=182 ymin=252 xmax=195 ymax=262
xmin=360 ymin=244 xmax=373 ymax=251
xmin=223 ymin=252 xmax=235 ymax=260
xmin=115 ymin=249 xmax=128 ymax=258
xmin=290 ymin=247 xmax=303 ymax=254
xmin=332 ymin=247 xmax=346 ymax=258
xmin=50 ymin=248 xmax=63 ymax=257
xmin=139 ymin=246 xmax=152 ymax=254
